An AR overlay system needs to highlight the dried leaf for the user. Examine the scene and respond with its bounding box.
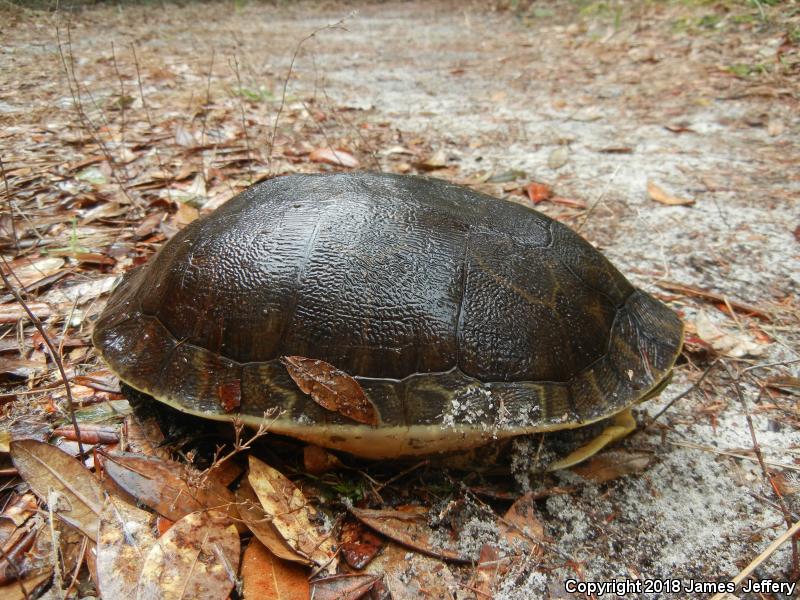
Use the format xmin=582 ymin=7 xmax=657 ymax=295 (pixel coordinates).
xmin=547 ymin=146 xmax=569 ymax=170
xmin=500 ymin=492 xmax=546 ymax=552
xmin=101 ymin=452 xmax=239 ymax=524
xmin=281 ymin=356 xmax=378 ymax=426
xmin=1 ymin=257 xmax=64 ymax=288
xmin=236 ymin=479 xmax=311 ymax=566
xmin=0 ymin=302 xmax=52 ymax=323
xmin=366 ymin=543 xmax=457 ymax=599
xmin=241 ymin=538 xmax=310 ymax=600
xmin=311 ymin=574 xmax=381 ymax=600
xmin=10 ymin=439 xmax=103 ymax=540
xmin=53 ymin=424 xmax=119 ymax=445
xmin=0 ymin=570 xmax=52 ymax=600
xmin=415 ymin=149 xmax=448 ymax=171
xmin=135 ymin=511 xmax=239 ymax=600
xmin=97 ymin=496 xmax=158 ymax=600
xmin=309 ymin=147 xmax=359 ymax=168
xmin=525 ymin=182 xmax=552 ymax=203
xmin=303 ymin=445 xmax=343 ymax=475
xmin=247 ymin=455 xmax=336 ymax=569
xmin=695 ymin=311 xmax=766 ymax=358
xmin=339 ymin=518 xmax=384 ymax=570
xmin=350 ymin=506 xmax=467 ymax=562
xmin=647 ymin=180 xmax=694 ymax=206
xmin=571 ymin=449 xmax=654 ymax=483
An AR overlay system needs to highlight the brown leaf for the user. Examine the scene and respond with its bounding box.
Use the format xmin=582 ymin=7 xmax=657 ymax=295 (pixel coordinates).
xmin=551 ymin=196 xmax=587 ymax=209
xmin=101 ymin=452 xmax=239 ymax=525
xmin=97 ymin=496 xmax=158 ymax=600
xmin=309 ymin=147 xmax=360 ymax=168
xmin=10 ymin=439 xmax=104 ymax=540
xmin=339 ymin=518 xmax=384 ymax=570
xmin=311 ymin=574 xmax=381 ymax=600
xmin=248 ymin=455 xmax=337 ymax=569
xmin=525 ymin=182 xmax=552 ymax=204
xmin=475 ymin=543 xmax=504 ymax=598
xmin=0 ymin=302 xmax=52 ymax=324
xmin=571 ymin=449 xmax=654 ymax=483
xmin=241 ymin=538 xmax=310 ymax=600
xmin=121 ymin=414 xmax=168 ymax=459
xmin=501 ymin=493 xmax=546 ymax=552
xmin=303 ymin=445 xmax=343 ymax=475
xmin=281 ymin=356 xmax=378 ymax=426
xmin=350 ymin=506 xmax=467 ymax=562
xmin=135 ymin=511 xmax=239 ymax=600
xmin=236 ymin=479 xmax=311 ymax=566
xmin=694 ymin=311 xmax=766 ymax=358
xmin=647 ymin=180 xmax=694 ymax=206
xmin=0 ymin=570 xmax=52 ymax=600
xmin=365 ymin=542 xmax=457 ymax=599
xmin=53 ymin=424 xmax=120 ymax=445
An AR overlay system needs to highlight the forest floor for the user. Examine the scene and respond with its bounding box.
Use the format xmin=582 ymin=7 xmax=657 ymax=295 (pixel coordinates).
xmin=1 ymin=0 xmax=799 ymax=598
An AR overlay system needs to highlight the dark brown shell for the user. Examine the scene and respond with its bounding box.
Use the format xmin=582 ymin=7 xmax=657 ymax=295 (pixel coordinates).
xmin=93 ymin=172 xmax=683 ymax=457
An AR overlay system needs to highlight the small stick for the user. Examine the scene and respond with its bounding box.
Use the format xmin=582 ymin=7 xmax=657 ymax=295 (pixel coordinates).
xmin=656 ymin=281 xmax=772 ymax=321
xmin=645 ymin=359 xmax=720 ymax=426
xmin=575 ymin=164 xmax=620 ymax=234
xmin=0 ymin=257 xmax=84 ymax=457
xmin=231 ymin=55 xmax=255 ymax=182
xmin=709 ymin=520 xmax=800 ymax=600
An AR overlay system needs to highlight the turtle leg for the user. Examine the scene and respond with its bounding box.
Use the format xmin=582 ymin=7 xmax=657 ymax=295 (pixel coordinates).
xmin=546 ymin=408 xmax=636 ymax=471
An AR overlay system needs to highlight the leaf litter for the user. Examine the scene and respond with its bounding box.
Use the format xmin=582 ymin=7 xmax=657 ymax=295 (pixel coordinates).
xmin=0 ymin=0 xmax=798 ymax=598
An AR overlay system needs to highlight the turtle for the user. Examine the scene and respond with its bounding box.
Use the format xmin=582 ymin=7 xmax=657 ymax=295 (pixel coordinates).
xmin=93 ymin=171 xmax=683 ymax=469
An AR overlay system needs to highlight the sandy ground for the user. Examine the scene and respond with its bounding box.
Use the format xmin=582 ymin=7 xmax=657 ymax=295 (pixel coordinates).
xmin=1 ymin=1 xmax=799 ymax=598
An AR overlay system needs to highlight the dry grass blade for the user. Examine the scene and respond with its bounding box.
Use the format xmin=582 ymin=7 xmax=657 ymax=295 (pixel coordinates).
xmin=96 ymin=496 xmax=157 ymax=600
xmin=281 ymin=356 xmax=378 ymax=426
xmin=247 ymin=455 xmax=336 ymax=569
xmin=647 ymin=180 xmax=694 ymax=206
xmin=241 ymin=538 xmax=310 ymax=600
xmin=350 ymin=506 xmax=467 ymax=562
xmin=135 ymin=511 xmax=239 ymax=600
xmin=10 ymin=439 xmax=103 ymax=540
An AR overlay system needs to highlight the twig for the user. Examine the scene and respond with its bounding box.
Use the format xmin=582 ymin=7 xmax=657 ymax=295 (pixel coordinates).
xmin=709 ymin=520 xmax=800 ymax=600
xmin=268 ymin=15 xmax=354 ymax=171
xmin=0 ymin=257 xmax=84 ymax=457
xmin=0 ymin=544 xmax=31 ymax=600
xmin=575 ymin=164 xmax=620 ymax=234
xmin=0 ymin=157 xmax=19 ymax=250
xmin=230 ymin=55 xmax=256 ymax=182
xmin=666 ymin=439 xmax=800 ymax=472
xmin=656 ymin=281 xmax=772 ymax=321
xmin=645 ymin=359 xmax=720 ymax=427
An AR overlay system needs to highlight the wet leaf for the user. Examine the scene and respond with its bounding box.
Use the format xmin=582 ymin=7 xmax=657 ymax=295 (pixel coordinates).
xmin=525 ymin=181 xmax=552 ymax=203
xmin=281 ymin=356 xmax=378 ymax=426
xmin=248 ymin=455 xmax=336 ymax=569
xmin=97 ymin=496 xmax=158 ymax=600
xmin=101 ymin=452 xmax=239 ymax=524
xmin=241 ymin=538 xmax=310 ymax=600
xmin=695 ymin=310 xmax=766 ymax=358
xmin=339 ymin=518 xmax=384 ymax=570
xmin=135 ymin=511 xmax=239 ymax=600
xmin=10 ymin=439 xmax=103 ymax=540
xmin=571 ymin=449 xmax=654 ymax=483
xmin=647 ymin=180 xmax=694 ymax=206
xmin=350 ymin=506 xmax=467 ymax=562
xmin=309 ymin=147 xmax=359 ymax=168
xmin=311 ymin=573 xmax=381 ymax=600
xmin=236 ymin=478 xmax=311 ymax=566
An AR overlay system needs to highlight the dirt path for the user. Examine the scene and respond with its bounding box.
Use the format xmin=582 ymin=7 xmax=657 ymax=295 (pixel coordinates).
xmin=1 ymin=1 xmax=798 ymax=598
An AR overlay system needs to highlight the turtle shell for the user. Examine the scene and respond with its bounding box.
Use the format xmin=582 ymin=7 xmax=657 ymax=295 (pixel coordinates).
xmin=93 ymin=172 xmax=683 ymax=458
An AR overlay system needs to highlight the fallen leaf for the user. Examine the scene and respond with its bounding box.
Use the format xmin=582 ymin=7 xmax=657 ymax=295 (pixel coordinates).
xmin=366 ymin=543 xmax=458 ymax=599
xmin=135 ymin=511 xmax=239 ymax=600
xmin=475 ymin=543 xmax=504 ymax=598
xmin=248 ymin=455 xmax=337 ymax=569
xmin=1 ymin=256 xmax=64 ymax=288
xmin=310 ymin=573 xmax=381 ymax=600
xmin=0 ymin=570 xmax=52 ymax=600
xmin=500 ymin=492 xmax=546 ymax=552
xmin=647 ymin=180 xmax=694 ymax=206
xmin=101 ymin=452 xmax=239 ymax=524
xmin=339 ymin=518 xmax=385 ymax=570
xmin=97 ymin=496 xmax=158 ymax=600
xmin=695 ymin=311 xmax=766 ymax=357
xmin=281 ymin=356 xmax=378 ymax=426
xmin=487 ymin=169 xmax=526 ymax=184
xmin=351 ymin=506 xmax=467 ymax=562
xmin=551 ymin=196 xmax=587 ymax=209
xmin=241 ymin=538 xmax=310 ymax=600
xmin=309 ymin=147 xmax=359 ymax=168
xmin=10 ymin=439 xmax=103 ymax=540
xmin=0 ymin=302 xmax=53 ymax=324
xmin=570 ymin=450 xmax=654 ymax=483
xmin=547 ymin=146 xmax=569 ymax=170
xmin=525 ymin=182 xmax=552 ymax=203
xmin=53 ymin=424 xmax=120 ymax=445
xmin=303 ymin=445 xmax=343 ymax=475
xmin=415 ymin=149 xmax=449 ymax=171
xmin=235 ymin=478 xmax=311 ymax=566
